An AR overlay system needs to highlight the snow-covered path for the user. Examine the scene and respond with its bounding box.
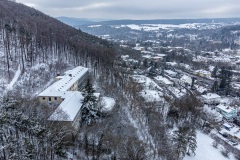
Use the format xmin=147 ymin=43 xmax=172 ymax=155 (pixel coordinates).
xmin=6 ymin=65 xmax=21 ymax=90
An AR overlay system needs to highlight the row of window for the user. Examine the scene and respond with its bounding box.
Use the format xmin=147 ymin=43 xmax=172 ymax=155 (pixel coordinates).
xmin=42 ymin=97 xmax=58 ymax=101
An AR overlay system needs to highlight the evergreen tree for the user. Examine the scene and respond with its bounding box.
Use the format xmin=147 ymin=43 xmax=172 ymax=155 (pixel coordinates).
xmin=186 ymin=128 xmax=197 ymax=156
xmin=191 ymin=77 xmax=196 ymax=90
xmin=81 ymin=78 xmax=100 ymax=125
xmin=211 ymin=66 xmax=218 ymax=78
xmin=173 ymin=127 xmax=188 ymax=159
xmin=211 ymin=81 xmax=219 ymax=93
xmin=143 ymin=59 xmax=148 ymax=68
xmin=219 ymin=67 xmax=232 ymax=95
xmin=173 ymin=127 xmax=197 ymax=159
xmin=167 ymin=109 xmax=179 ymax=126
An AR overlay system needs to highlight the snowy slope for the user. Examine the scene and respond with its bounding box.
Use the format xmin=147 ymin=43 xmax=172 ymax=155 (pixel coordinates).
xmin=184 ymin=131 xmax=236 ymax=160
xmin=6 ymin=65 xmax=21 ymax=90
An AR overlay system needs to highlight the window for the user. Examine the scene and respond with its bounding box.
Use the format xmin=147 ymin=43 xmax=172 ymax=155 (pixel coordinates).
xmin=42 ymin=97 xmax=45 ymax=100
xmin=49 ymin=97 xmax=51 ymax=101
xmin=55 ymin=97 xmax=57 ymax=100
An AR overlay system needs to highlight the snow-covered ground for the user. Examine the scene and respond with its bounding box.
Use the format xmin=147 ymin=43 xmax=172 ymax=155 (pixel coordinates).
xmin=184 ymin=131 xmax=236 ymax=160
xmin=141 ymin=89 xmax=163 ymax=102
xmin=6 ymin=65 xmax=21 ymax=90
xmin=108 ymin=23 xmax=229 ymax=32
xmin=101 ymin=96 xmax=116 ymax=112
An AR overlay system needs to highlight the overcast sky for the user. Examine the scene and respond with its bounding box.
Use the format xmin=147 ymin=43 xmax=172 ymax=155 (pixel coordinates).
xmin=16 ymin=0 xmax=240 ymax=20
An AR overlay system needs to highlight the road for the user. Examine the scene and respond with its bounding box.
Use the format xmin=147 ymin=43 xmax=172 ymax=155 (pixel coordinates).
xmin=175 ymin=69 xmax=219 ymax=88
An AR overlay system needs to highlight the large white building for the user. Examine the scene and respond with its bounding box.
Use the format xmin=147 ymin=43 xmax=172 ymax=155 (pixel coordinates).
xmin=38 ymin=66 xmax=89 ymax=130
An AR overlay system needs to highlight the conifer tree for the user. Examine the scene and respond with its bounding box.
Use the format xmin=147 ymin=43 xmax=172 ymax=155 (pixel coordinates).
xmin=186 ymin=128 xmax=197 ymax=156
xmin=81 ymin=78 xmax=100 ymax=125
xmin=211 ymin=66 xmax=218 ymax=78
xmin=173 ymin=127 xmax=188 ymax=159
xmin=211 ymin=81 xmax=219 ymax=93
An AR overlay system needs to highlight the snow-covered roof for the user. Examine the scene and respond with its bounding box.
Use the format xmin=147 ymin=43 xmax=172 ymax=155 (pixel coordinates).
xmin=48 ymin=91 xmax=83 ymax=121
xmin=132 ymin=75 xmax=146 ymax=84
xmin=180 ymin=75 xmax=192 ymax=84
xmin=166 ymin=61 xmax=177 ymax=66
xmin=216 ymin=104 xmax=236 ymax=114
xmin=165 ymin=70 xmax=177 ymax=76
xmin=194 ymin=69 xmax=211 ymax=75
xmin=201 ymin=93 xmax=221 ymax=100
xmin=142 ymin=55 xmax=151 ymax=59
xmin=154 ymin=76 xmax=173 ymax=85
xmin=48 ymin=92 xmax=100 ymax=121
xmin=39 ymin=66 xmax=88 ymax=96
xmin=212 ymin=57 xmax=231 ymax=62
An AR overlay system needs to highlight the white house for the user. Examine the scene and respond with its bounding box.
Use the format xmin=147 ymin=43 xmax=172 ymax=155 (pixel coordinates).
xmin=164 ymin=70 xmax=177 ymax=77
xmin=216 ymin=104 xmax=237 ymax=122
xmin=180 ymin=75 xmax=192 ymax=86
xmin=201 ymin=93 xmax=221 ymax=104
xmin=154 ymin=76 xmax=173 ymax=86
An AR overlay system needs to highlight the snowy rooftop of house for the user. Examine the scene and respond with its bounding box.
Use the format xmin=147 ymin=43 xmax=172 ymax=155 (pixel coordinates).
xmin=132 ymin=75 xmax=146 ymax=84
xmin=156 ymin=53 xmax=166 ymax=57
xmin=39 ymin=66 xmax=88 ymax=96
xmin=142 ymin=55 xmax=151 ymax=59
xmin=166 ymin=61 xmax=177 ymax=66
xmin=154 ymin=76 xmax=173 ymax=85
xmin=165 ymin=70 xmax=177 ymax=75
xmin=216 ymin=104 xmax=236 ymax=113
xmin=194 ymin=69 xmax=211 ymax=75
xmin=48 ymin=92 xmax=100 ymax=121
xmin=152 ymin=56 xmax=164 ymax=59
xmin=180 ymin=75 xmax=192 ymax=84
xmin=201 ymin=93 xmax=221 ymax=100
xmin=48 ymin=91 xmax=83 ymax=121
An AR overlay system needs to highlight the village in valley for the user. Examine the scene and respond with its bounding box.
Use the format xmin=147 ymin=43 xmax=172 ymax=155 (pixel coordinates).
xmin=78 ymin=20 xmax=240 ymax=157
xmin=29 ymin=20 xmax=240 ymax=158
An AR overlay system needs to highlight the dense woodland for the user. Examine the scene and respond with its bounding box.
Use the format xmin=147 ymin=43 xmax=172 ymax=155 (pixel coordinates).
xmin=1 ymin=0 xmax=240 ymax=160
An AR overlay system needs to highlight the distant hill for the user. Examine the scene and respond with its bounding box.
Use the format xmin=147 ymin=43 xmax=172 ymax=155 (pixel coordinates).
xmin=56 ymin=17 xmax=110 ymax=26
xmin=0 ymin=0 xmax=115 ymax=78
xmin=86 ymin=17 xmax=240 ymax=26
xmin=56 ymin=17 xmax=94 ymax=26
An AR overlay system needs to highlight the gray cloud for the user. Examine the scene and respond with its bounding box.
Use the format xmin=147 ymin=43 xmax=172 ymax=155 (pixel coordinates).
xmin=16 ymin=0 xmax=240 ymax=19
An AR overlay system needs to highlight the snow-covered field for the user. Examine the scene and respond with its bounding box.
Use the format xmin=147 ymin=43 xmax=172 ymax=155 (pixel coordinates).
xmin=106 ymin=23 xmax=228 ymax=32
xmin=184 ymin=131 xmax=236 ymax=160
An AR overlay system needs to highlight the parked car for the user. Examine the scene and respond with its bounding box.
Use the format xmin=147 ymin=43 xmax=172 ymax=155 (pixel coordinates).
xmin=229 ymin=139 xmax=238 ymax=146
xmin=218 ymin=130 xmax=229 ymax=138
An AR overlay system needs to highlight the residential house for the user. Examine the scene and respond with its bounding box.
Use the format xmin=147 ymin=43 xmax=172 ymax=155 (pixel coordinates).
xmin=180 ymin=75 xmax=192 ymax=86
xmin=154 ymin=76 xmax=173 ymax=86
xmin=164 ymin=70 xmax=177 ymax=78
xmin=216 ymin=104 xmax=237 ymax=122
xmin=201 ymin=93 xmax=221 ymax=104
xmin=194 ymin=69 xmax=211 ymax=78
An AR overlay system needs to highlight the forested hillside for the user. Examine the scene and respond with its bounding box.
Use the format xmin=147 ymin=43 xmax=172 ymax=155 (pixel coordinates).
xmin=0 ymin=0 xmax=114 ymax=81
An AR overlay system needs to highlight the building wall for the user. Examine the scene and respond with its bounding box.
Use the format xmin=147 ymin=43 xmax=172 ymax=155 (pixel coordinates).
xmin=38 ymin=96 xmax=63 ymax=104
